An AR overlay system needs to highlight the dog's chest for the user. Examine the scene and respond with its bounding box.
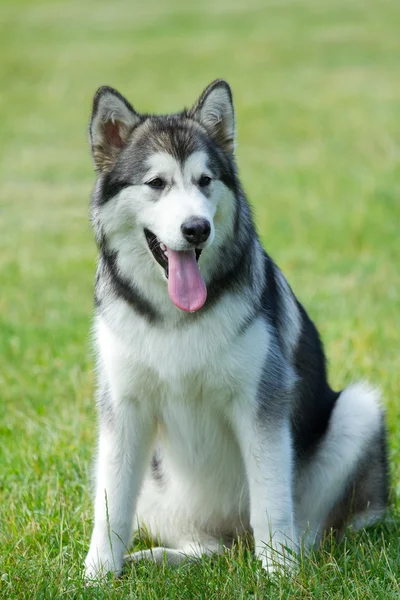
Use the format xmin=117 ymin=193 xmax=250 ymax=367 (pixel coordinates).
xmin=97 ymin=300 xmax=269 ymax=406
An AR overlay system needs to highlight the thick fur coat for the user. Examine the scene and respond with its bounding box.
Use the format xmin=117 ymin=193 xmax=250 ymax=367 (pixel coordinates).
xmin=84 ymin=80 xmax=388 ymax=578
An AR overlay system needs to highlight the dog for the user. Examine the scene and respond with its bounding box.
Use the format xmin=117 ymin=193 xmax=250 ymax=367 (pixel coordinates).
xmin=84 ymin=80 xmax=389 ymax=578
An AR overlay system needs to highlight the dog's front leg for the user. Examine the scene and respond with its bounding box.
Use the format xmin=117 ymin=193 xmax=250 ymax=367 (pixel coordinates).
xmin=84 ymin=398 xmax=154 ymax=579
xmin=232 ymin=401 xmax=297 ymax=573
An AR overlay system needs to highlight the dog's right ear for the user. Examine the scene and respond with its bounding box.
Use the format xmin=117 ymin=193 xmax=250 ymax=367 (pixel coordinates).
xmin=89 ymin=86 xmax=141 ymax=172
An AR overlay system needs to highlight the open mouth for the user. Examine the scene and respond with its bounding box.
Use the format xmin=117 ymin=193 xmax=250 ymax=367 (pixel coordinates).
xmin=144 ymin=228 xmax=202 ymax=278
xmin=144 ymin=228 xmax=206 ymax=313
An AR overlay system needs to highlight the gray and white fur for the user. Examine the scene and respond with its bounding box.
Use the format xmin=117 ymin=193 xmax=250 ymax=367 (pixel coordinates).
xmin=84 ymin=80 xmax=389 ymax=578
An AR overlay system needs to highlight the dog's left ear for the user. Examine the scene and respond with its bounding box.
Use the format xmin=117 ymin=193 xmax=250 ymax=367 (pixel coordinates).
xmin=190 ymin=80 xmax=235 ymax=154
xmin=89 ymin=86 xmax=141 ymax=172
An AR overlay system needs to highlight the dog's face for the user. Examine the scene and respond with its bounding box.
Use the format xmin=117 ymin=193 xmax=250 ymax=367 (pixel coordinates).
xmin=89 ymin=81 xmax=238 ymax=312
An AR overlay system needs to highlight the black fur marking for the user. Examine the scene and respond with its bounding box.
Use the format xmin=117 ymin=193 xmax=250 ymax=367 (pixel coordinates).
xmin=291 ymin=302 xmax=339 ymax=458
xmin=98 ymin=172 xmax=132 ymax=205
xmin=259 ymin=256 xmax=293 ymax=360
xmin=232 ymin=198 xmax=241 ymax=237
xmin=205 ymin=244 xmax=252 ymax=310
xmin=101 ymin=248 xmax=161 ymax=324
xmin=260 ymin=257 xmax=280 ymax=328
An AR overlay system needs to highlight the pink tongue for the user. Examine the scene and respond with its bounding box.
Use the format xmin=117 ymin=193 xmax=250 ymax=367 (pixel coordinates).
xmin=167 ymin=248 xmax=207 ymax=312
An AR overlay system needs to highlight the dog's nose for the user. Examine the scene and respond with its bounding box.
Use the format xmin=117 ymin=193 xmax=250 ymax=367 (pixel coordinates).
xmin=181 ymin=217 xmax=211 ymax=245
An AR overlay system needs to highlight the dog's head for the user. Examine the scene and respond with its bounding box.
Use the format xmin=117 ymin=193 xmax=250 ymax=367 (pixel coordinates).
xmin=89 ymin=80 xmax=239 ymax=313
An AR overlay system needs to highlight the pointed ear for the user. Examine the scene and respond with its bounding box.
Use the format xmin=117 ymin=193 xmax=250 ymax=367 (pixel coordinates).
xmin=89 ymin=86 xmax=141 ymax=172
xmin=189 ymin=80 xmax=235 ymax=154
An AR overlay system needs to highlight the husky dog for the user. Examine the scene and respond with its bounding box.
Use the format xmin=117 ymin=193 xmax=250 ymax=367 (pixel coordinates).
xmin=84 ymin=80 xmax=388 ymax=578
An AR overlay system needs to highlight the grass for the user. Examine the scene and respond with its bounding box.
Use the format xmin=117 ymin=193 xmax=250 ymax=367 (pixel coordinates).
xmin=1 ymin=0 xmax=399 ymax=597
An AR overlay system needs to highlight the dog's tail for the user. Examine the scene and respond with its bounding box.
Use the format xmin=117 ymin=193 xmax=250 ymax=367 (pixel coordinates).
xmin=296 ymin=382 xmax=388 ymax=544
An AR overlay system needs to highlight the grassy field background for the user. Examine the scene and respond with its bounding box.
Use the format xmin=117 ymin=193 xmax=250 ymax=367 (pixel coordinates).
xmin=1 ymin=0 xmax=399 ymax=597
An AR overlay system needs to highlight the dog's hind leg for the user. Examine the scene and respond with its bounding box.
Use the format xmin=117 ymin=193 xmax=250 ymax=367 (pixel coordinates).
xmin=125 ymin=537 xmax=225 ymax=567
xmin=295 ymin=383 xmax=388 ymax=547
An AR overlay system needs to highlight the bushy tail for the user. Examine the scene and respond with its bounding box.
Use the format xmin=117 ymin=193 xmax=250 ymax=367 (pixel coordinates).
xmin=296 ymin=383 xmax=387 ymax=544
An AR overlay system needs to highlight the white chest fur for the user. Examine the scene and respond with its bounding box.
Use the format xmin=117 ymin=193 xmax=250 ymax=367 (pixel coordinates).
xmin=96 ymin=294 xmax=269 ymax=404
xmin=95 ymin=299 xmax=269 ymax=542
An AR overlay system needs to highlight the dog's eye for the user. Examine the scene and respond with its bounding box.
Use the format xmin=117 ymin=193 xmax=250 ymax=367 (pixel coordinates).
xmin=146 ymin=178 xmax=165 ymax=190
xmin=199 ymin=175 xmax=212 ymax=187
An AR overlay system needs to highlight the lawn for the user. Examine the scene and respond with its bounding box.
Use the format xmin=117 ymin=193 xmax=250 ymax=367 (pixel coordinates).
xmin=1 ymin=0 xmax=399 ymax=597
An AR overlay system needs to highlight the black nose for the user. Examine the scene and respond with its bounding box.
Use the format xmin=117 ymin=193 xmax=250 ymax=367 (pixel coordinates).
xmin=181 ymin=217 xmax=211 ymax=245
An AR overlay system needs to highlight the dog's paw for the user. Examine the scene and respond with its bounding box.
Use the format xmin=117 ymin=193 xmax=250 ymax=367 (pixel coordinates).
xmin=256 ymin=542 xmax=299 ymax=576
xmin=84 ymin=551 xmax=123 ymax=581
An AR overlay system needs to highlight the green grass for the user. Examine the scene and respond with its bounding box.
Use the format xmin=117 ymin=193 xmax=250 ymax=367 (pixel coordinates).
xmin=1 ymin=0 xmax=400 ymax=597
